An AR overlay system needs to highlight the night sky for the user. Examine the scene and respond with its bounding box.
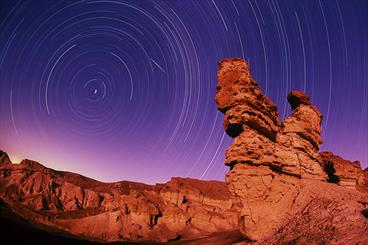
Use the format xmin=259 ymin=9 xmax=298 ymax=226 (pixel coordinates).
xmin=0 ymin=0 xmax=367 ymax=184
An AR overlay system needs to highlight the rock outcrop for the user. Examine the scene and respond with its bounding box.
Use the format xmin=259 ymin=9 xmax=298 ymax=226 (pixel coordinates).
xmin=0 ymin=155 xmax=241 ymax=243
xmin=216 ymin=58 xmax=368 ymax=243
xmin=320 ymin=151 xmax=366 ymax=188
xmin=0 ymin=150 xmax=11 ymax=165
xmin=258 ymin=180 xmax=368 ymax=244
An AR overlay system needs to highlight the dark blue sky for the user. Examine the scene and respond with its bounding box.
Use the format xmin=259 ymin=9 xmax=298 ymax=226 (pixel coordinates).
xmin=0 ymin=0 xmax=367 ymax=184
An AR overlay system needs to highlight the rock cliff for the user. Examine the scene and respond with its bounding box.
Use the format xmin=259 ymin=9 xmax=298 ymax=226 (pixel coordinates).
xmin=216 ymin=58 xmax=368 ymax=243
xmin=0 ymin=156 xmax=241 ymax=243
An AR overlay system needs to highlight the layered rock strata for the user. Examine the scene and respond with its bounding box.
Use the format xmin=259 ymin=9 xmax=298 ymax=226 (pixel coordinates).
xmin=0 ymin=157 xmax=241 ymax=243
xmin=215 ymin=58 xmax=367 ymax=242
xmin=320 ymin=151 xmax=367 ymax=189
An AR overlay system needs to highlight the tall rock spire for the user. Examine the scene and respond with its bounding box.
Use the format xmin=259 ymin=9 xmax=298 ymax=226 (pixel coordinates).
xmin=215 ymin=58 xmax=327 ymax=240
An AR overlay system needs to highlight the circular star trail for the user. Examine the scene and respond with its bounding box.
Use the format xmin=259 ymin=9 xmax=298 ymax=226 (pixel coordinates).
xmin=0 ymin=0 xmax=367 ymax=183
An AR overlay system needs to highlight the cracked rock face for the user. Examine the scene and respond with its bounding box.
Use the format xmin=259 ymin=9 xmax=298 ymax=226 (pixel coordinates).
xmin=216 ymin=58 xmax=326 ymax=180
xmin=215 ymin=58 xmax=366 ymax=241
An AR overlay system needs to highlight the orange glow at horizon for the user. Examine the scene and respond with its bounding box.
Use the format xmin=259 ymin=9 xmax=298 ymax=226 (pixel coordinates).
xmin=9 ymin=154 xmax=22 ymax=164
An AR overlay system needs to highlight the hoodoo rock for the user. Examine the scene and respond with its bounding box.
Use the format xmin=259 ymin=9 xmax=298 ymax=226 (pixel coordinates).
xmin=216 ymin=58 xmax=368 ymax=243
xmin=215 ymin=59 xmax=280 ymax=140
xmin=287 ymin=90 xmax=312 ymax=110
xmin=216 ymin=58 xmax=326 ymax=240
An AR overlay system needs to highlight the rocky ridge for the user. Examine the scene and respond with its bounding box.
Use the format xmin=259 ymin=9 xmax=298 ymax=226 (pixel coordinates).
xmin=215 ymin=58 xmax=368 ymax=243
xmin=0 ymin=151 xmax=241 ymax=243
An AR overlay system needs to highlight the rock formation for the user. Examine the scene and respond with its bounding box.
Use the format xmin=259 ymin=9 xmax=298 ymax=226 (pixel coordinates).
xmin=0 ymin=155 xmax=241 ymax=243
xmin=0 ymin=150 xmax=11 ymax=165
xmin=319 ymin=151 xmax=367 ymax=188
xmin=1 ymin=58 xmax=367 ymax=244
xmin=216 ymin=58 xmax=368 ymax=243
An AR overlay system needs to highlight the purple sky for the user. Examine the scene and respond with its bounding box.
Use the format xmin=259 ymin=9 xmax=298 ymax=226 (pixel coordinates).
xmin=0 ymin=0 xmax=367 ymax=184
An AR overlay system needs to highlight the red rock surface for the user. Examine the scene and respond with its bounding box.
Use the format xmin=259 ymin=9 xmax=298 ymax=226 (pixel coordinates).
xmin=234 ymin=180 xmax=368 ymax=244
xmin=0 ymin=156 xmax=241 ymax=243
xmin=216 ymin=58 xmax=368 ymax=243
xmin=320 ymin=151 xmax=366 ymax=188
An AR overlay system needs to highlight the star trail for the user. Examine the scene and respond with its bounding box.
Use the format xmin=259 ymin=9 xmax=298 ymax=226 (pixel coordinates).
xmin=0 ymin=0 xmax=367 ymax=184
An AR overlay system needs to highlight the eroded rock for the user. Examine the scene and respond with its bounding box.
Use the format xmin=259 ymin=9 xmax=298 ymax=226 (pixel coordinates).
xmin=320 ymin=151 xmax=365 ymax=188
xmin=0 ymin=156 xmax=241 ymax=243
xmin=216 ymin=58 xmax=367 ymax=242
